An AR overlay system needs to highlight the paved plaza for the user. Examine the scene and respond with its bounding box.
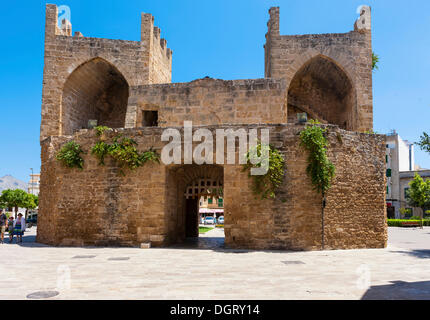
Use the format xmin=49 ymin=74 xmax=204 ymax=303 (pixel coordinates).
xmin=1 ymin=227 xmax=430 ymax=300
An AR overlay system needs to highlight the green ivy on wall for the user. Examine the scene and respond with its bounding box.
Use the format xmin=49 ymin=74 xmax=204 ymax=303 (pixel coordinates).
xmin=91 ymin=128 xmax=160 ymax=175
xmin=242 ymin=143 xmax=285 ymax=200
xmin=299 ymin=120 xmax=335 ymax=194
xmin=299 ymin=120 xmax=336 ymax=250
xmin=56 ymin=141 xmax=85 ymax=170
xmin=56 ymin=127 xmax=161 ymax=175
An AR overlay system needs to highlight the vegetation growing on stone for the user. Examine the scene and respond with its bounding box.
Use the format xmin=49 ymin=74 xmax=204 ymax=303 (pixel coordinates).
xmin=242 ymin=143 xmax=285 ymax=199
xmin=56 ymin=141 xmax=85 ymax=170
xmin=372 ymin=52 xmax=379 ymax=71
xmin=299 ymin=120 xmax=335 ymax=195
xmin=94 ymin=125 xmax=113 ymax=137
xmin=91 ymin=133 xmax=160 ymax=174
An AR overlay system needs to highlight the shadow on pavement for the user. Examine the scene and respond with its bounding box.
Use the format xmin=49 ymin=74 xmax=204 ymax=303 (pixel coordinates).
xmin=390 ymin=250 xmax=430 ymax=259
xmin=362 ymin=280 xmax=430 ymax=300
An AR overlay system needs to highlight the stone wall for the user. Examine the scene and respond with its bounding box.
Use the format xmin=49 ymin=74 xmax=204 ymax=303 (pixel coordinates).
xmin=41 ymin=4 xmax=172 ymax=140
xmin=125 ymin=78 xmax=287 ymax=128
xmin=264 ymin=7 xmax=373 ymax=132
xmin=37 ymin=124 xmax=387 ymax=250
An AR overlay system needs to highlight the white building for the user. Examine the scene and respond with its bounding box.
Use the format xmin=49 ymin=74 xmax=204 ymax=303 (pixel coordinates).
xmin=386 ymin=131 xmax=415 ymax=218
xmin=28 ymin=173 xmax=40 ymax=196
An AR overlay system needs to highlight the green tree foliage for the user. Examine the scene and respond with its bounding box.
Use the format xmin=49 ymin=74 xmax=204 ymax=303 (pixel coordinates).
xmin=406 ymin=173 xmax=430 ymax=222
xmin=56 ymin=141 xmax=85 ymax=169
xmin=417 ymin=132 xmax=430 ymax=154
xmin=0 ymin=189 xmax=36 ymax=218
xmin=299 ymin=121 xmax=336 ymax=195
xmin=242 ymin=143 xmax=285 ymax=199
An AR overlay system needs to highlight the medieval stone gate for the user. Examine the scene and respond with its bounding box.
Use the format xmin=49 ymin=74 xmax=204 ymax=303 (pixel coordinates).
xmin=37 ymin=5 xmax=387 ymax=251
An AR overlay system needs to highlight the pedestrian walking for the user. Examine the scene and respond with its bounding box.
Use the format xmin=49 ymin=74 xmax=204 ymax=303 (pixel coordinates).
xmin=0 ymin=209 xmax=7 ymax=244
xmin=7 ymin=216 xmax=14 ymax=243
xmin=13 ymin=213 xmax=25 ymax=243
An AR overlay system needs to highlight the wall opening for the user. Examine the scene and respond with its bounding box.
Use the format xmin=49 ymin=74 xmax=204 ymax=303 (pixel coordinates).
xmin=142 ymin=110 xmax=158 ymax=127
xmin=287 ymin=55 xmax=356 ymax=130
xmin=166 ymin=164 xmax=224 ymax=248
xmin=61 ymin=57 xmax=129 ymax=135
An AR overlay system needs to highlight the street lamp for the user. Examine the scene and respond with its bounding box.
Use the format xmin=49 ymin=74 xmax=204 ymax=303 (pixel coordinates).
xmin=30 ymin=168 xmax=33 ymax=195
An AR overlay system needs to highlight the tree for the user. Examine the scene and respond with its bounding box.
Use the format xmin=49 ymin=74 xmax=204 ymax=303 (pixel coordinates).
xmin=406 ymin=174 xmax=430 ymax=228
xmin=417 ymin=132 xmax=430 ymax=154
xmin=23 ymin=194 xmax=38 ymax=219
xmin=0 ymin=189 xmax=32 ymax=218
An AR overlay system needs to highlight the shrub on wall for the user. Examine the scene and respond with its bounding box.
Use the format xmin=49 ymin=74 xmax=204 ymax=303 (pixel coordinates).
xmin=242 ymin=143 xmax=285 ymax=199
xmin=299 ymin=120 xmax=335 ymax=195
xmin=91 ymin=128 xmax=160 ymax=175
xmin=56 ymin=141 xmax=85 ymax=169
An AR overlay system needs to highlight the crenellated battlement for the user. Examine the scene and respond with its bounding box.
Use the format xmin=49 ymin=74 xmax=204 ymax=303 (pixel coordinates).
xmin=141 ymin=13 xmax=173 ymax=63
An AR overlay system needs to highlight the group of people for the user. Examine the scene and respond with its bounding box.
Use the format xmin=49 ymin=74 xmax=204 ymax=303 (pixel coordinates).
xmin=0 ymin=209 xmax=25 ymax=244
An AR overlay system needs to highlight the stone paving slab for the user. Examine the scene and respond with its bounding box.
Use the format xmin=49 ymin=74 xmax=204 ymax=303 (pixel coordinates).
xmin=1 ymin=227 xmax=430 ymax=300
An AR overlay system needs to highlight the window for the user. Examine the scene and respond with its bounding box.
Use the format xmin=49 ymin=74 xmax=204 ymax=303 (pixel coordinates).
xmin=386 ymin=155 xmax=388 ymax=163
xmin=208 ymin=198 xmax=213 ymax=204
xmin=404 ymin=188 xmax=410 ymax=199
xmin=142 ymin=111 xmax=158 ymax=127
xmin=386 ymin=169 xmax=392 ymax=177
xmin=218 ymin=198 xmax=223 ymax=207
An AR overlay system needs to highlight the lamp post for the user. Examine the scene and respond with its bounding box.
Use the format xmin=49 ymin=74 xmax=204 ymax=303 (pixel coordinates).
xmin=30 ymin=168 xmax=33 ymax=195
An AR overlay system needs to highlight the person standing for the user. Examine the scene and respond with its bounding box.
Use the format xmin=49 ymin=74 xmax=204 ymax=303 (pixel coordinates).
xmin=0 ymin=209 xmax=7 ymax=244
xmin=7 ymin=216 xmax=14 ymax=243
xmin=13 ymin=213 xmax=25 ymax=243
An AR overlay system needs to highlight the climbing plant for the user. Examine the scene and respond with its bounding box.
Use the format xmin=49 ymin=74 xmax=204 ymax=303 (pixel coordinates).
xmin=242 ymin=143 xmax=285 ymax=200
xmin=91 ymin=130 xmax=160 ymax=174
xmin=299 ymin=120 xmax=335 ymax=194
xmin=56 ymin=141 xmax=85 ymax=169
xmin=91 ymin=141 xmax=111 ymax=165
xmin=94 ymin=125 xmax=112 ymax=137
xmin=299 ymin=120 xmax=336 ymax=250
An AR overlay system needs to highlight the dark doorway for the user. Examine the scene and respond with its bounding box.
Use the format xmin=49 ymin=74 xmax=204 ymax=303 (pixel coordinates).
xmin=387 ymin=207 xmax=395 ymax=219
xmin=185 ymin=198 xmax=199 ymax=238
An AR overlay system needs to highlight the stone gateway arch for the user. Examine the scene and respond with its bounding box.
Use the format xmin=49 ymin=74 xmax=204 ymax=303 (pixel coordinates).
xmin=37 ymin=5 xmax=387 ymax=250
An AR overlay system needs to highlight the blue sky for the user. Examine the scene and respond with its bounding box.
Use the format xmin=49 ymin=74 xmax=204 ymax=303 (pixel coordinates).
xmin=0 ymin=0 xmax=429 ymax=181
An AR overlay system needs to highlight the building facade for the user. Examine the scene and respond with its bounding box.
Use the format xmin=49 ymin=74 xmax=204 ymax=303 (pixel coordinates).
xmin=28 ymin=173 xmax=40 ymax=196
xmin=37 ymin=5 xmax=387 ymax=250
xmin=385 ymin=131 xmax=416 ymax=218
xmin=399 ymin=170 xmax=430 ymax=218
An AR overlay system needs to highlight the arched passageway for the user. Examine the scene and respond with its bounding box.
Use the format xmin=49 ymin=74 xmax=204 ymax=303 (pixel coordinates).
xmin=287 ymin=55 xmax=356 ymax=130
xmin=61 ymin=58 xmax=129 ymax=135
xmin=166 ymin=165 xmax=224 ymax=246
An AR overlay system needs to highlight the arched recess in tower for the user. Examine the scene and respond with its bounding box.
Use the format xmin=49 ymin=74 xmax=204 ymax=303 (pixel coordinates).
xmin=61 ymin=57 xmax=129 ymax=135
xmin=287 ymin=55 xmax=356 ymax=130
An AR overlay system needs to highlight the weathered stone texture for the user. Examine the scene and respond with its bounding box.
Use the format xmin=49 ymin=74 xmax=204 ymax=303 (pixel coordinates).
xmin=126 ymin=78 xmax=287 ymax=128
xmin=264 ymin=7 xmax=373 ymax=132
xmin=38 ymin=5 xmax=386 ymax=251
xmin=37 ymin=125 xmax=387 ymax=250
xmin=41 ymin=4 xmax=172 ymax=140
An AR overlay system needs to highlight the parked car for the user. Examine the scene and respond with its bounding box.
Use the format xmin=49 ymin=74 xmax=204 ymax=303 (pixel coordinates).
xmin=218 ymin=216 xmax=224 ymax=224
xmin=204 ymin=217 xmax=215 ymax=225
xmin=26 ymin=214 xmax=38 ymax=228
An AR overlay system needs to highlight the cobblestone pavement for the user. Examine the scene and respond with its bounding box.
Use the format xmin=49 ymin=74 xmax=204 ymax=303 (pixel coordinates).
xmin=1 ymin=227 xmax=430 ymax=300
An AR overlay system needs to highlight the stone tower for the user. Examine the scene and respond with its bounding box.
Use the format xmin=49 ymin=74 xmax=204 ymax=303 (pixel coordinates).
xmin=264 ymin=6 xmax=373 ymax=132
xmin=40 ymin=4 xmax=172 ymax=140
